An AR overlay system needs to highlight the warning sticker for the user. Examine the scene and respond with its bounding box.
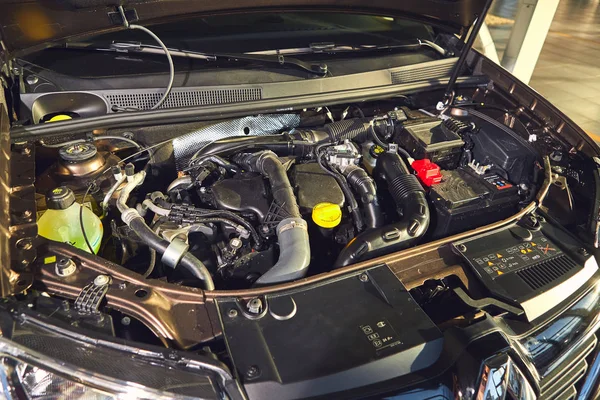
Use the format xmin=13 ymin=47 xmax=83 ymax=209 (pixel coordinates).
xmin=359 ymin=318 xmax=402 ymax=354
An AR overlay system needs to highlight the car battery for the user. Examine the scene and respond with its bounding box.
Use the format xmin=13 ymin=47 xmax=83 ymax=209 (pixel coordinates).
xmin=429 ymin=167 xmax=520 ymax=238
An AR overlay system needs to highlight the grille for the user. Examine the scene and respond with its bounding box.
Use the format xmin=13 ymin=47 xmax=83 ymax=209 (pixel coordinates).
xmin=105 ymin=88 xmax=262 ymax=110
xmin=390 ymin=58 xmax=457 ymax=84
xmin=517 ymin=254 xmax=578 ymax=290
xmin=540 ymin=334 xmax=597 ymax=400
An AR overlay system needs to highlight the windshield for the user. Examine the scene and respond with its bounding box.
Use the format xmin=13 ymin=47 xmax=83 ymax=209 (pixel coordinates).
xmin=21 ymin=12 xmax=440 ymax=80
xmin=89 ymin=12 xmax=435 ymax=53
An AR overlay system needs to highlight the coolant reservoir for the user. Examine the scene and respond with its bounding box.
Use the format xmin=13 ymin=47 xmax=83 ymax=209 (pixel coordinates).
xmin=38 ymin=186 xmax=103 ymax=253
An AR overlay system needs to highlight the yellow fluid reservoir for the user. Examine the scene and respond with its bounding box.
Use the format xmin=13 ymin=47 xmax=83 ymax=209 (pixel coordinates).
xmin=312 ymin=202 xmax=342 ymax=229
xmin=38 ymin=186 xmax=103 ymax=253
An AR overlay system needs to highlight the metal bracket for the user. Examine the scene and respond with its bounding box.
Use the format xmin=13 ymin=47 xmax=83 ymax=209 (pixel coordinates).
xmin=108 ymin=6 xmax=138 ymax=27
xmin=161 ymin=239 xmax=189 ymax=268
xmin=453 ymin=287 xmax=524 ymax=316
xmin=74 ymin=275 xmax=111 ymax=315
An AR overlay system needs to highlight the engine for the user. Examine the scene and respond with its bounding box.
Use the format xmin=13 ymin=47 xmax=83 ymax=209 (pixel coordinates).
xmin=35 ymin=102 xmax=538 ymax=291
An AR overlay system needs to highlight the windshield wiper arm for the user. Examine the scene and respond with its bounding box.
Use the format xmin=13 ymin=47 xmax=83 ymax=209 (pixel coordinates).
xmin=64 ymin=42 xmax=328 ymax=76
xmin=247 ymin=39 xmax=450 ymax=58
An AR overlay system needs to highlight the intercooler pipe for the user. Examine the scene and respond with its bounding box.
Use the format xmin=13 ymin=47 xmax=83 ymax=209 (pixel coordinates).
xmin=116 ymin=165 xmax=215 ymax=290
xmin=233 ymin=151 xmax=311 ymax=284
xmin=342 ymin=165 xmax=383 ymax=229
xmin=334 ymin=152 xmax=430 ymax=268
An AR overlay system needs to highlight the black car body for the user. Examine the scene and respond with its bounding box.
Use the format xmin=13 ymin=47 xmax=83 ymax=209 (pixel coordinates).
xmin=1 ymin=1 xmax=600 ymax=399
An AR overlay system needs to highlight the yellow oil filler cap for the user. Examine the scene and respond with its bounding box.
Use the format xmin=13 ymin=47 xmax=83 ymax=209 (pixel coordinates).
xmin=46 ymin=114 xmax=72 ymax=122
xmin=312 ymin=202 xmax=342 ymax=229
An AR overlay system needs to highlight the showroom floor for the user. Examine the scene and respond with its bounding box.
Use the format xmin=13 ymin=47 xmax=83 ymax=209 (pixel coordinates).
xmin=487 ymin=0 xmax=600 ymax=138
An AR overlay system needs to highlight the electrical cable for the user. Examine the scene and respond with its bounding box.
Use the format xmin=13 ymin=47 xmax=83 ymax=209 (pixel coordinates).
xmin=116 ymin=6 xmax=174 ymax=111
xmin=80 ymin=182 xmax=95 ymax=254
xmin=142 ymin=218 xmax=164 ymax=278
xmin=40 ymin=135 xmax=142 ymax=150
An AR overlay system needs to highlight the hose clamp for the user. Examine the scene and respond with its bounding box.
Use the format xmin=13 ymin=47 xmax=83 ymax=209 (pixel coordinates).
xmin=277 ymin=218 xmax=308 ymax=234
xmin=162 ymin=239 xmax=190 ymax=268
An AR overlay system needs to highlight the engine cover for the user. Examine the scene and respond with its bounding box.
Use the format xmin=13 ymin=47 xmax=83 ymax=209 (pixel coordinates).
xmin=211 ymin=173 xmax=270 ymax=221
xmin=290 ymin=163 xmax=344 ymax=215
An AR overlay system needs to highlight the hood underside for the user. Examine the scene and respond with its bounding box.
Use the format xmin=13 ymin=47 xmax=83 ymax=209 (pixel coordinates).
xmin=0 ymin=0 xmax=488 ymax=56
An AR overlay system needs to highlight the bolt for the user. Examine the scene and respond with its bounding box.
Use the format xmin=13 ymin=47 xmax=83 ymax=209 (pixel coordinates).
xmin=21 ymin=210 xmax=32 ymax=219
xmin=118 ymin=282 xmax=128 ymax=290
xmin=27 ymin=303 xmax=33 ymax=308
xmin=247 ymin=298 xmax=263 ymax=314
xmin=246 ymin=365 xmax=260 ymax=379
xmin=578 ymin=248 xmax=590 ymax=257
xmin=56 ymin=258 xmax=77 ymax=277
xmin=228 ymin=309 xmax=238 ymax=318
xmin=121 ymin=316 xmax=131 ymax=326
xmin=26 ymin=75 xmax=39 ymax=85
xmin=456 ymin=244 xmax=467 ymax=253
xmin=260 ymin=225 xmax=270 ymax=234
xmin=94 ymin=275 xmax=110 ymax=286
xmin=62 ymin=300 xmax=70 ymax=311
xmin=21 ymin=147 xmax=31 ymax=156
xmin=359 ymin=273 xmax=369 ymax=282
xmin=15 ymin=238 xmax=33 ymax=250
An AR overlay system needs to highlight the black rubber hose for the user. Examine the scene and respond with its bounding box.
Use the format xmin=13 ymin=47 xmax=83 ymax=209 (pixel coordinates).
xmin=323 ymin=119 xmax=371 ymax=143
xmin=343 ymin=165 xmax=383 ymax=229
xmin=334 ymin=152 xmax=430 ymax=268
xmin=188 ymin=134 xmax=314 ymax=169
xmin=233 ymin=151 xmax=301 ymax=218
xmin=129 ymin=217 xmax=215 ymax=290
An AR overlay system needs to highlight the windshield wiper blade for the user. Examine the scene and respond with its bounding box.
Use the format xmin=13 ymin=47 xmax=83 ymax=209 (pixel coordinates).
xmin=247 ymin=39 xmax=450 ymax=58
xmin=64 ymin=42 xmax=328 ymax=76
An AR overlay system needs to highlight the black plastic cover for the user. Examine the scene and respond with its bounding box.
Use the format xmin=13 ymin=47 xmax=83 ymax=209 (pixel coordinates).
xmin=290 ymin=162 xmax=344 ymax=215
xmin=470 ymin=118 xmax=537 ymax=184
xmin=211 ymin=173 xmax=270 ymax=220
xmin=218 ymin=265 xmax=442 ymax=400
xmin=452 ymin=222 xmax=591 ymax=316
xmin=397 ymin=120 xmax=464 ymax=169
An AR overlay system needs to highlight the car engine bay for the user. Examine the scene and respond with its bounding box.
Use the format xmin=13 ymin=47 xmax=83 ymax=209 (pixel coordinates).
xmin=2 ymin=75 xmax=598 ymax=397
xmin=31 ymin=96 xmax=548 ymax=292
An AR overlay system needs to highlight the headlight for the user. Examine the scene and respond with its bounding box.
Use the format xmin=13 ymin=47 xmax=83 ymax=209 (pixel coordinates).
xmin=476 ymin=354 xmax=536 ymax=400
xmin=2 ymin=359 xmax=116 ymax=399
xmin=0 ymin=335 xmax=221 ymax=400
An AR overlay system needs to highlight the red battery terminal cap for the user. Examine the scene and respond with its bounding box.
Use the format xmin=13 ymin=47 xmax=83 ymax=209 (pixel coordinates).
xmin=411 ymin=159 xmax=442 ymax=187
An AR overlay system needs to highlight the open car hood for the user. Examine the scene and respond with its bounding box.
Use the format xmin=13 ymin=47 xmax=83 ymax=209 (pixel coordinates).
xmin=0 ymin=0 xmax=488 ymax=57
